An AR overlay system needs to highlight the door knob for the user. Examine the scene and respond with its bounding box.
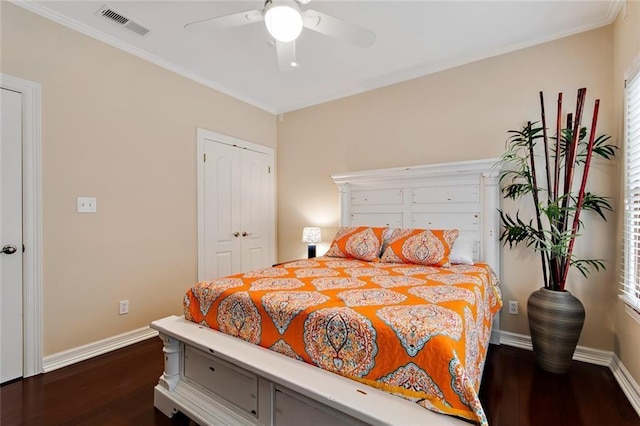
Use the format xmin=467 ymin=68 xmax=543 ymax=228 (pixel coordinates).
xmin=2 ymin=245 xmax=17 ymax=255
xmin=242 ymin=232 xmax=252 ymax=237
xmin=233 ymin=232 xmax=240 ymax=237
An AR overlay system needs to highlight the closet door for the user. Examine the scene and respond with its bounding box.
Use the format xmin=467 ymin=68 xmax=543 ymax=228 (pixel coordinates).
xmin=202 ymin=141 xmax=241 ymax=279
xmin=240 ymin=149 xmax=271 ymax=272
xmin=198 ymin=129 xmax=275 ymax=280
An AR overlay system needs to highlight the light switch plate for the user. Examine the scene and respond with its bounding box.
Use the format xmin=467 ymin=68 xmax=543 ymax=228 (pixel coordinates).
xmin=77 ymin=197 xmax=97 ymax=213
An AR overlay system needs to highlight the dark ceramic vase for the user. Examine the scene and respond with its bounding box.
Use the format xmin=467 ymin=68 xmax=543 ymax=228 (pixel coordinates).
xmin=527 ymin=287 xmax=585 ymax=374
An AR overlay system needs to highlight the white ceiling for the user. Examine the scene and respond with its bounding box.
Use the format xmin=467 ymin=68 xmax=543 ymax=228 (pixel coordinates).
xmin=17 ymin=1 xmax=621 ymax=114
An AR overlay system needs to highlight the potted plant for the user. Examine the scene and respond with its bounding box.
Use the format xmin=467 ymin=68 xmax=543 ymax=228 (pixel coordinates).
xmin=498 ymin=88 xmax=616 ymax=374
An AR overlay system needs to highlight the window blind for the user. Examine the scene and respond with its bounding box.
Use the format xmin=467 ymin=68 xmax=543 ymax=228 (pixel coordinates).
xmin=623 ymin=67 xmax=640 ymax=312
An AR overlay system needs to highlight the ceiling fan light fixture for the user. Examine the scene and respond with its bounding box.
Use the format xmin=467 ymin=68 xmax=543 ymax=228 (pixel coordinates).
xmin=264 ymin=0 xmax=303 ymax=43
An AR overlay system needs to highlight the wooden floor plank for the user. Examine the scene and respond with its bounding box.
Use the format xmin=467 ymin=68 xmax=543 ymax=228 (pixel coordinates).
xmin=1 ymin=339 xmax=638 ymax=425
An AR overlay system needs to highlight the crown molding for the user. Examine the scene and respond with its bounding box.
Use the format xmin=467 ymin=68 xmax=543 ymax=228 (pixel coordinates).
xmin=606 ymin=0 xmax=625 ymax=22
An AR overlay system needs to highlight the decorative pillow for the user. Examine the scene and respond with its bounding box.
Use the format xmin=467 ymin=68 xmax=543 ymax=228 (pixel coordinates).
xmin=325 ymin=227 xmax=388 ymax=261
xmin=380 ymin=228 xmax=459 ymax=266
xmin=449 ymin=236 xmax=475 ymax=265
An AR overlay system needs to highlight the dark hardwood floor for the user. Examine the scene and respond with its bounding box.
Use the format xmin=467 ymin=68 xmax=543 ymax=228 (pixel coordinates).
xmin=1 ymin=338 xmax=638 ymax=425
xmin=479 ymin=345 xmax=640 ymax=426
xmin=0 ymin=338 xmax=194 ymax=426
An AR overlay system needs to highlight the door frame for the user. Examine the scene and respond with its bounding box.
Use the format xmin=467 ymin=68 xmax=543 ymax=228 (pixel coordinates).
xmin=1 ymin=74 xmax=43 ymax=377
xmin=196 ymin=128 xmax=275 ymax=281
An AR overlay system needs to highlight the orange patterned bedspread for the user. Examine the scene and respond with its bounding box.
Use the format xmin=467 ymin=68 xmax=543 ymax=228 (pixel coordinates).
xmin=183 ymin=257 xmax=502 ymax=425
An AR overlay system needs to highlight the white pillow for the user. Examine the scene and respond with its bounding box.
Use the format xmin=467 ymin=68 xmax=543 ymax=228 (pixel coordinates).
xmin=449 ymin=237 xmax=475 ymax=265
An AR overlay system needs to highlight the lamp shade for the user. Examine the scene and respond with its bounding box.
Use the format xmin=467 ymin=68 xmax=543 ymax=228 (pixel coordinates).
xmin=302 ymin=227 xmax=321 ymax=244
xmin=264 ymin=0 xmax=303 ymax=43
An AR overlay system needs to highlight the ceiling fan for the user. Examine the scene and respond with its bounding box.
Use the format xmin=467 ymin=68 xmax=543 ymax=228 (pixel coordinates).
xmin=184 ymin=0 xmax=376 ymax=71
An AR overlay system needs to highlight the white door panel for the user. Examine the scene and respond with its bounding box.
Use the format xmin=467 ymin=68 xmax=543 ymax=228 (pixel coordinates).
xmin=215 ymin=252 xmax=234 ymax=279
xmin=245 ymin=248 xmax=265 ymax=274
xmin=1 ymin=87 xmax=23 ymax=383
xmin=240 ymin=149 xmax=269 ymax=272
xmin=204 ymin=142 xmax=241 ymax=278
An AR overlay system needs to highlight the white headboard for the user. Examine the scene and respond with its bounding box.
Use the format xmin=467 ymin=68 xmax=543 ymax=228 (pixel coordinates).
xmin=331 ymin=158 xmax=500 ymax=272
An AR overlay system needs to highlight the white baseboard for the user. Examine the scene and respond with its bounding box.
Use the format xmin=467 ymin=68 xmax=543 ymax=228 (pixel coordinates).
xmin=499 ymin=330 xmax=640 ymax=417
xmin=611 ymin=354 xmax=640 ymax=417
xmin=572 ymin=344 xmax=615 ymax=367
xmin=42 ymin=326 xmax=159 ymax=372
xmin=498 ymin=330 xmax=533 ymax=351
xmin=498 ymin=330 xmax=613 ymax=366
xmin=490 ymin=329 xmax=501 ymax=345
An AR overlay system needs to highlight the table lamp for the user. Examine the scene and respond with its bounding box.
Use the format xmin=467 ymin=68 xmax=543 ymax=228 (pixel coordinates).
xmin=301 ymin=227 xmax=321 ymax=258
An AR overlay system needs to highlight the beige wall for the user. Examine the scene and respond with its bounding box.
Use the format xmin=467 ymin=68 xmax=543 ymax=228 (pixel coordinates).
xmin=278 ymin=26 xmax=618 ymax=351
xmin=613 ymin=0 xmax=640 ymax=386
xmin=0 ymin=3 xmax=277 ymax=355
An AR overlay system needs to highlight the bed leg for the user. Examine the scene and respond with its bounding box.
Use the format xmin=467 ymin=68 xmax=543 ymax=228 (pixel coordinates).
xmin=157 ymin=333 xmax=180 ymax=391
xmin=154 ymin=386 xmax=179 ymax=419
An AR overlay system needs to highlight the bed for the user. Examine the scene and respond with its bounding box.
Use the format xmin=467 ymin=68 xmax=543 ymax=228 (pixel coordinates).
xmin=151 ymin=158 xmax=502 ymax=426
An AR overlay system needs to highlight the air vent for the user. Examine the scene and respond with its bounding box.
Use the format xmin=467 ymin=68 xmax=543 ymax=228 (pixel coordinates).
xmin=96 ymin=5 xmax=150 ymax=37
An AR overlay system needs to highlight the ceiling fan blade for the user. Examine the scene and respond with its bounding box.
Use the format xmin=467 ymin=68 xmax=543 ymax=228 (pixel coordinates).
xmin=276 ymin=41 xmax=298 ymax=72
xmin=302 ymin=9 xmax=375 ymax=48
xmin=185 ymin=9 xmax=264 ymax=35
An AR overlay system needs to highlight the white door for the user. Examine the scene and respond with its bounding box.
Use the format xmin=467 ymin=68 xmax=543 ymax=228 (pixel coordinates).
xmin=240 ymin=149 xmax=271 ymax=272
xmin=199 ymin=131 xmax=274 ymax=280
xmin=203 ymin=141 xmax=242 ymax=278
xmin=1 ymin=87 xmax=24 ymax=383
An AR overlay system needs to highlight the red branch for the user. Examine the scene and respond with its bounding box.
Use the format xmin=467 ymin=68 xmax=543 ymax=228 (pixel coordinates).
xmin=553 ymin=93 xmax=563 ymax=200
xmin=558 ymin=89 xmax=586 ymax=286
xmin=563 ymin=88 xmax=586 ymax=198
xmin=560 ymin=99 xmax=600 ymax=289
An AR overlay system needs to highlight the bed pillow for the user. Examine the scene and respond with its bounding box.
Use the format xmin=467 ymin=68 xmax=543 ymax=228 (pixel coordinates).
xmin=325 ymin=226 xmax=388 ymax=261
xmin=380 ymin=228 xmax=459 ymax=266
xmin=449 ymin=236 xmax=475 ymax=265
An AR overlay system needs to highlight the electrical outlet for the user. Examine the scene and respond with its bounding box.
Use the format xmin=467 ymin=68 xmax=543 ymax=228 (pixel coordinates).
xmin=77 ymin=197 xmax=97 ymax=213
xmin=119 ymin=300 xmax=129 ymax=315
xmin=508 ymin=300 xmax=519 ymax=315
